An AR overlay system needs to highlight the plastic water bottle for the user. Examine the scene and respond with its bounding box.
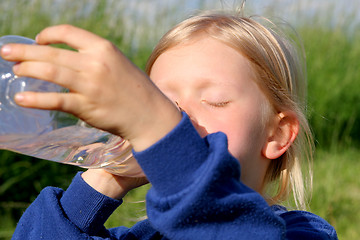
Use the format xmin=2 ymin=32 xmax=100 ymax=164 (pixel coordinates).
xmin=0 ymin=35 xmax=144 ymax=177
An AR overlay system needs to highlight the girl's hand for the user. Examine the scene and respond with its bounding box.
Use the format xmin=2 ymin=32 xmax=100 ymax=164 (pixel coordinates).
xmin=82 ymin=169 xmax=148 ymax=200
xmin=0 ymin=24 xmax=181 ymax=151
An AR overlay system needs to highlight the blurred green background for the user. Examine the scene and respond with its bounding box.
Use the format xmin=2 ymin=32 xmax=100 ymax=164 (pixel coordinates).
xmin=0 ymin=0 xmax=359 ymax=239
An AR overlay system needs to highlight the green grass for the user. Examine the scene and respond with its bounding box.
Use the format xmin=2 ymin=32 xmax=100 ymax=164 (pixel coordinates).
xmin=301 ymin=26 xmax=360 ymax=148
xmin=310 ymin=148 xmax=360 ymax=239
xmin=105 ymin=184 xmax=150 ymax=229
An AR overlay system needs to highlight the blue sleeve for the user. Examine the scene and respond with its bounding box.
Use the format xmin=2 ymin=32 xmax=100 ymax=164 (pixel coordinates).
xmin=11 ymin=172 xmax=127 ymax=240
xmin=133 ymin=113 xmax=337 ymax=240
xmin=134 ymin=113 xmax=286 ymax=239
xmin=281 ymin=210 xmax=338 ymax=239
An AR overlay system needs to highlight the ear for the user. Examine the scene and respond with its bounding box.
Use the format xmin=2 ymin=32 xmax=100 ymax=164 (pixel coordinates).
xmin=262 ymin=111 xmax=299 ymax=160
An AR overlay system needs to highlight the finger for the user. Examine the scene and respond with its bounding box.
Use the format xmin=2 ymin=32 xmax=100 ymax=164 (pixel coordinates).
xmin=36 ymin=24 xmax=107 ymax=51
xmin=1 ymin=43 xmax=86 ymax=72
xmin=13 ymin=61 xmax=83 ymax=91
xmin=14 ymin=91 xmax=82 ymax=113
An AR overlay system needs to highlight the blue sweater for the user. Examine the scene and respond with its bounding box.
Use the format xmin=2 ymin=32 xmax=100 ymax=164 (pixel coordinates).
xmin=12 ymin=114 xmax=338 ymax=239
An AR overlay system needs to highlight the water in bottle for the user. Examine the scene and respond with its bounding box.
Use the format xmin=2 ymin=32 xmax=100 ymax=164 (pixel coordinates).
xmin=0 ymin=35 xmax=144 ymax=177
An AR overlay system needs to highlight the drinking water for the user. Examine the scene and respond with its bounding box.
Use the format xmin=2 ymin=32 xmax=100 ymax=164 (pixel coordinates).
xmin=0 ymin=35 xmax=144 ymax=177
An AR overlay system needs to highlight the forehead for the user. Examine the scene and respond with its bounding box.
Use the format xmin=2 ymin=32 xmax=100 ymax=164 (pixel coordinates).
xmin=150 ymin=36 xmax=256 ymax=87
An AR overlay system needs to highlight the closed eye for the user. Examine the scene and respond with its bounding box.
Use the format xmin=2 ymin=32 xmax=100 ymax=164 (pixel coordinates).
xmin=202 ymin=100 xmax=230 ymax=108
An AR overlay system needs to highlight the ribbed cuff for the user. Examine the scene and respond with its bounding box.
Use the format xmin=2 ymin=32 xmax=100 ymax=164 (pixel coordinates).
xmin=60 ymin=172 xmax=122 ymax=235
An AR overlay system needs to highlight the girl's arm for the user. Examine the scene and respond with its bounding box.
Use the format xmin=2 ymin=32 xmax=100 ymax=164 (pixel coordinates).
xmin=12 ymin=172 xmax=123 ymax=240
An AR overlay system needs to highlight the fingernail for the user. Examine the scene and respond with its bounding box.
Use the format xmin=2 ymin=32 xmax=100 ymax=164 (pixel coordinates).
xmin=35 ymin=34 xmax=39 ymax=43
xmin=1 ymin=45 xmax=11 ymax=56
xmin=14 ymin=93 xmax=25 ymax=102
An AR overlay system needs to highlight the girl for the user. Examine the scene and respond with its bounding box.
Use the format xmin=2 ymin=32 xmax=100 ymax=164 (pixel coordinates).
xmin=4 ymin=10 xmax=337 ymax=240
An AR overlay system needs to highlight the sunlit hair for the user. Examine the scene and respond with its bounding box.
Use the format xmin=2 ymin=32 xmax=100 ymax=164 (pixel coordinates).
xmin=145 ymin=11 xmax=314 ymax=210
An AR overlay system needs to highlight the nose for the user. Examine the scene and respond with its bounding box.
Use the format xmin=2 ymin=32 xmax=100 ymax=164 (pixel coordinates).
xmin=175 ymin=101 xmax=208 ymax=138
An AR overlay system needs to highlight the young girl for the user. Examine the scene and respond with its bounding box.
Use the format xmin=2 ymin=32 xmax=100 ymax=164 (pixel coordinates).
xmin=4 ymin=10 xmax=337 ymax=240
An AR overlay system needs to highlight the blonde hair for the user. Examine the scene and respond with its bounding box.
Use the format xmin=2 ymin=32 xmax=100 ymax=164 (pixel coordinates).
xmin=145 ymin=11 xmax=313 ymax=210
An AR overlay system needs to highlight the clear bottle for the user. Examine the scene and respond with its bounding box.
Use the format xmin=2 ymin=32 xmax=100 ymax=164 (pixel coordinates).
xmin=0 ymin=35 xmax=144 ymax=177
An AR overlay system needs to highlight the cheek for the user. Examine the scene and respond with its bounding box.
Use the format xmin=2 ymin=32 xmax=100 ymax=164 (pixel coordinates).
xmin=224 ymin=115 xmax=267 ymax=164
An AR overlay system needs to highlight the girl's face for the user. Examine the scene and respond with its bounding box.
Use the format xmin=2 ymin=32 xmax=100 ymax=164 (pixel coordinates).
xmin=150 ymin=36 xmax=274 ymax=190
